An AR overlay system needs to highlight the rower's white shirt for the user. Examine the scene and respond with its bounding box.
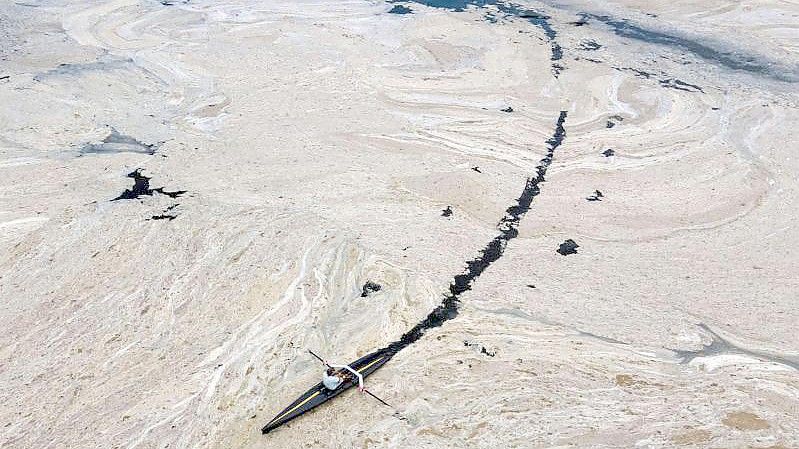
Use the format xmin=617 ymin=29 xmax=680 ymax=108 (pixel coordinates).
xmin=322 ymin=374 xmax=342 ymax=390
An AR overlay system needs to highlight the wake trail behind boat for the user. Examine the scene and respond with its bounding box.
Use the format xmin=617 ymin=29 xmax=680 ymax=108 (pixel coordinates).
xmin=383 ymin=110 xmax=568 ymax=354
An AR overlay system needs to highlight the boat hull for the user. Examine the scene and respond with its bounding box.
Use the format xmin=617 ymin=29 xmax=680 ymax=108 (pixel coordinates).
xmin=261 ymin=348 xmax=394 ymax=433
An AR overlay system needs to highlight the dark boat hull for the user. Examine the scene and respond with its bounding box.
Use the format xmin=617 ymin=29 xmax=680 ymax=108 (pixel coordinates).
xmin=262 ymin=348 xmax=394 ymax=433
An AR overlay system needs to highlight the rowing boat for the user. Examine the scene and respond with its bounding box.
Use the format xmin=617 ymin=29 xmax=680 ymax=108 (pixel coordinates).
xmin=261 ymin=348 xmax=394 ymax=433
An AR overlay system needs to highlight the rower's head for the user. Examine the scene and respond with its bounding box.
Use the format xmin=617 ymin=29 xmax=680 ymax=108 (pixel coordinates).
xmin=326 ymin=367 xmax=335 ymax=376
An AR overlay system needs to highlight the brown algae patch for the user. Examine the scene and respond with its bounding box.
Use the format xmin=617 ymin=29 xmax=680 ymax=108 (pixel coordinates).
xmin=670 ymin=428 xmax=712 ymax=445
xmin=721 ymin=411 xmax=770 ymax=431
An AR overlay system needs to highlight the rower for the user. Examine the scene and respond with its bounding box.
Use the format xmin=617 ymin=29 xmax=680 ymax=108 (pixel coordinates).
xmin=322 ymin=367 xmax=345 ymax=390
xmin=321 ymin=363 xmax=364 ymax=391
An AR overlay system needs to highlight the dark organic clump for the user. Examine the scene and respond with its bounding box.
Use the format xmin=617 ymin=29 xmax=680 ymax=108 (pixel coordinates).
xmin=557 ymin=239 xmax=579 ymax=255
xmin=388 ymin=4 xmax=412 ymax=14
xmin=441 ymin=206 xmax=453 ymax=217
xmin=112 ymin=169 xmax=186 ymax=201
xmin=579 ymin=40 xmax=602 ymax=51
xmin=606 ymin=115 xmax=624 ymax=128
xmin=586 ymin=190 xmax=604 ymax=201
xmin=149 ymin=204 xmax=179 ymax=221
xmin=602 ymin=148 xmax=615 ymax=157
xmin=659 ymin=78 xmax=704 ymax=93
xmin=500 ymin=106 xmax=514 ymax=113
xmin=382 ymin=111 xmax=568 ymax=355
xmin=361 ymin=281 xmax=383 ymax=297
xmin=464 ymin=340 xmax=496 ymax=357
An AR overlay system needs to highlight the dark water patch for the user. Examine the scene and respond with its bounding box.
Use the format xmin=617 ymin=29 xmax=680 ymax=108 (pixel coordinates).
xmin=578 ymin=13 xmax=797 ymax=83
xmin=579 ymin=40 xmax=601 ymax=51
xmin=586 ymin=190 xmax=603 ymax=201
xmin=82 ymin=128 xmax=157 ymax=155
xmin=390 ymin=1 xmax=564 ymax=75
xmin=674 ymin=323 xmax=799 ymax=370
xmin=392 ymin=0 xmax=497 ymax=12
xmin=361 ymin=281 xmax=383 ymax=297
xmin=382 ymin=111 xmax=567 ymax=355
xmin=658 ymin=78 xmax=703 ymax=93
xmin=515 ymin=8 xmax=563 ymax=71
xmin=388 ymin=4 xmax=413 ymax=14
xmin=602 ymin=148 xmax=615 ymax=157
xmin=557 ymin=239 xmax=579 ymax=255
xmin=112 ymin=169 xmax=186 ymax=201
xmin=34 ymin=57 xmax=133 ymax=80
xmin=441 ymin=205 xmax=453 ymax=217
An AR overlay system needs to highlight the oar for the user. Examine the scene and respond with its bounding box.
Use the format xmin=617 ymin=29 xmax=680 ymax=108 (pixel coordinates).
xmin=308 ymin=349 xmax=331 ymax=368
xmin=362 ymin=388 xmax=391 ymax=407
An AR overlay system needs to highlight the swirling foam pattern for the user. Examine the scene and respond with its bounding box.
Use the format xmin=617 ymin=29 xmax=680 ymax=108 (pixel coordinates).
xmin=0 ymin=0 xmax=797 ymax=448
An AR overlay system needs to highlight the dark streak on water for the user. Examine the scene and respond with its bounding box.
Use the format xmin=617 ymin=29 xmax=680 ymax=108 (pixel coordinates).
xmin=659 ymin=78 xmax=703 ymax=93
xmin=674 ymin=323 xmax=799 ymax=371
xmin=578 ymin=330 xmax=627 ymax=346
xmin=149 ymin=204 xmax=179 ymax=221
xmin=388 ymin=1 xmax=564 ymax=76
xmin=579 ymin=13 xmax=797 ymax=83
xmin=112 ymin=169 xmax=186 ymax=201
xmin=381 ymin=111 xmax=567 ymax=355
xmin=617 ymin=66 xmax=654 ymax=79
